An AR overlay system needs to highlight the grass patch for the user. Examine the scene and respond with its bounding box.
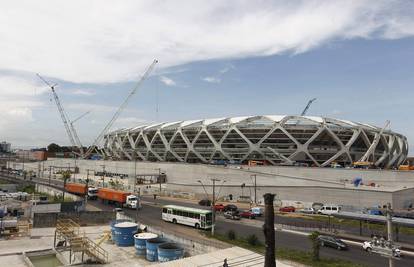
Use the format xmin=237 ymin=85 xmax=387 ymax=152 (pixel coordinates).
xmin=204 ymin=232 xmax=365 ymax=267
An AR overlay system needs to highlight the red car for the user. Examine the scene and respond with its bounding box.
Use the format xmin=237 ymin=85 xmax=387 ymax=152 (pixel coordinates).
xmin=240 ymin=210 xmax=256 ymax=219
xmin=214 ymin=204 xmax=225 ymax=212
xmin=279 ymin=206 xmax=296 ymax=213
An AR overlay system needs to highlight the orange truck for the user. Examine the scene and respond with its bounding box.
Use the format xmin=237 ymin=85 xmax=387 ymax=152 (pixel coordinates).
xmin=65 ymin=183 xmax=88 ymax=195
xmin=98 ymin=188 xmax=131 ymax=204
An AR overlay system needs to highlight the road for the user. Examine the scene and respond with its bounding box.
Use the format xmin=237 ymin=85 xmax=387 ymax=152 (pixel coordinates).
xmin=88 ymin=196 xmax=414 ymax=267
xmin=3 ymin=173 xmax=414 ymax=266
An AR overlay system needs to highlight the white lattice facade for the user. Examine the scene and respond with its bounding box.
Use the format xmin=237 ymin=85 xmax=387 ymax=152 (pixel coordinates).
xmin=103 ymin=115 xmax=408 ymax=168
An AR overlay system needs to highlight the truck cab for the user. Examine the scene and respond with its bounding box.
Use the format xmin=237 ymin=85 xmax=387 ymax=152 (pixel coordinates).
xmin=88 ymin=187 xmax=98 ymax=200
xmin=124 ymin=195 xmax=141 ymax=209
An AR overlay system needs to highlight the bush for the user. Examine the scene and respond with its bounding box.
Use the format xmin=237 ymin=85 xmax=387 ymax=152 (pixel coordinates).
xmin=246 ymin=234 xmax=261 ymax=246
xmin=227 ymin=230 xmax=236 ymax=240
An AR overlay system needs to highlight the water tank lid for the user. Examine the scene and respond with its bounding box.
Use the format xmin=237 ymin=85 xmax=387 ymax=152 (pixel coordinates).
xmin=115 ymin=222 xmax=138 ymax=228
xmin=134 ymin=233 xmax=158 ymax=239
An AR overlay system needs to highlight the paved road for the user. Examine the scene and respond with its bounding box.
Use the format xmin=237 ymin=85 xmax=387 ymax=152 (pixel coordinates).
xmin=89 ymin=197 xmax=414 ymax=267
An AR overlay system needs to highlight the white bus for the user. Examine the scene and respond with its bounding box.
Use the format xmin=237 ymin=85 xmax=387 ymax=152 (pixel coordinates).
xmin=162 ymin=205 xmax=212 ymax=229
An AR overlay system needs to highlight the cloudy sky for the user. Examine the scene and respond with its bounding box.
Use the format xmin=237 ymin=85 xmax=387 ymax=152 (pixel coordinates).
xmin=1 ymin=0 xmax=414 ymax=152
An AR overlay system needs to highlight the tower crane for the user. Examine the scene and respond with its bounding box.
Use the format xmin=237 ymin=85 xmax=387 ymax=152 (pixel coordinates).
xmin=69 ymin=110 xmax=91 ymax=157
xmin=359 ymin=120 xmax=390 ymax=163
xmin=83 ymin=59 xmax=158 ymax=158
xmin=36 ymin=73 xmax=78 ymax=150
xmin=301 ymin=98 xmax=317 ymax=116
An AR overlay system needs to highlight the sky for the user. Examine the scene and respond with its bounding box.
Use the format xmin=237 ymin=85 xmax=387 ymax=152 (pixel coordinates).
xmin=1 ymin=0 xmax=414 ymax=153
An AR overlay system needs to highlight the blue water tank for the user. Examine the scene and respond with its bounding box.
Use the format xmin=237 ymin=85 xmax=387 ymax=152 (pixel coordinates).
xmin=146 ymin=237 xmax=168 ymax=261
xmin=113 ymin=222 xmax=138 ymax=247
xmin=157 ymin=242 xmax=184 ymax=262
xmin=134 ymin=233 xmax=158 ymax=256
xmin=110 ymin=219 xmax=131 ymax=243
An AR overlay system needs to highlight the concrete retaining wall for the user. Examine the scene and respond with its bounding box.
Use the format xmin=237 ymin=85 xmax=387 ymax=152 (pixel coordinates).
xmin=21 ymin=158 xmax=414 ymax=210
xmin=33 ymin=210 xmax=116 ymax=228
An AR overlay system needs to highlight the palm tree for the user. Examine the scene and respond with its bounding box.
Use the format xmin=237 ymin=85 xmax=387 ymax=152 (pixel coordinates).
xmin=309 ymin=231 xmax=320 ymax=261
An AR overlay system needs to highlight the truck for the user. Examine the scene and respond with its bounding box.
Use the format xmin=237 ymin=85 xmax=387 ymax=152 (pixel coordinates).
xmin=97 ymin=188 xmax=131 ymax=206
xmin=65 ymin=183 xmax=99 ymax=200
xmin=124 ymin=195 xmax=141 ymax=209
xmin=87 ymin=187 xmax=98 ymax=200
xmin=65 ymin=183 xmax=87 ymax=195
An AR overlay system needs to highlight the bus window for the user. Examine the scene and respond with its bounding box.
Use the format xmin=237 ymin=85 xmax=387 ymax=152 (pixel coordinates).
xmin=205 ymin=213 xmax=212 ymax=224
xmin=173 ymin=210 xmax=177 ymax=215
xmin=183 ymin=212 xmax=188 ymax=217
xmin=162 ymin=208 xmax=167 ymax=213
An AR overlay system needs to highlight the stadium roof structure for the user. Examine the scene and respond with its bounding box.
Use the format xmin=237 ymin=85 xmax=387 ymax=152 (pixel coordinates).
xmin=104 ymin=115 xmax=408 ymax=168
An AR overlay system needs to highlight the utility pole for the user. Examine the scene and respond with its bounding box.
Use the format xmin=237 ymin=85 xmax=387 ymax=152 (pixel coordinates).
xmin=49 ymin=166 xmax=52 ymax=186
xmin=211 ymin=178 xmax=219 ymax=236
xmin=387 ymin=203 xmax=394 ymax=267
xmin=158 ymin=168 xmax=162 ymax=194
xmin=263 ymin=193 xmax=276 ymax=267
xmin=198 ymin=179 xmax=225 ymax=236
xmin=134 ymin=159 xmax=137 ymax=193
xmin=251 ymin=174 xmax=257 ymax=204
xmin=101 ymin=165 xmax=106 ymax=188
xmin=85 ymin=169 xmax=92 ymax=205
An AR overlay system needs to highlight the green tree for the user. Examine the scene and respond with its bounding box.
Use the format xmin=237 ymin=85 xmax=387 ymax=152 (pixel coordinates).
xmin=308 ymin=231 xmax=320 ymax=261
xmin=47 ymin=143 xmax=61 ymax=153
xmin=61 ymin=170 xmax=71 ymax=201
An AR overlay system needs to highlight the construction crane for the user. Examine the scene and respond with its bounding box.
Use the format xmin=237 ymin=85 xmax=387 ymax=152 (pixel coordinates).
xmin=84 ymin=59 xmax=159 ymax=158
xmin=69 ymin=110 xmax=91 ymax=157
xmin=301 ymin=98 xmax=317 ymax=116
xmin=36 ymin=73 xmax=78 ymax=150
xmin=358 ymin=120 xmax=390 ymax=163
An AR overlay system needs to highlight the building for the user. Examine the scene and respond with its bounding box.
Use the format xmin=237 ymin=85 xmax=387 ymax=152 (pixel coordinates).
xmin=0 ymin=142 xmax=11 ymax=153
xmin=104 ymin=115 xmax=408 ymax=168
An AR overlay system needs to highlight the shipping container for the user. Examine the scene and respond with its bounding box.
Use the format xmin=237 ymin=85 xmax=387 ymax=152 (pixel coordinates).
xmin=98 ymin=188 xmax=130 ymax=204
xmin=65 ymin=183 xmax=87 ymax=195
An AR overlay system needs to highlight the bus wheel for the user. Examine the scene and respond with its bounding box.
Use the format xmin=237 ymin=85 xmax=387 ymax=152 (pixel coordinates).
xmin=172 ymin=219 xmax=177 ymax=224
xmin=195 ymin=223 xmax=200 ymax=229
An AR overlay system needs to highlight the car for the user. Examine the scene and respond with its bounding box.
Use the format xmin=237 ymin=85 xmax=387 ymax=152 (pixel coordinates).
xmin=198 ymin=199 xmax=211 ymax=206
xmin=214 ymin=203 xmax=225 ymax=212
xmin=362 ymin=241 xmax=401 ymax=257
xmin=240 ymin=210 xmax=256 ymax=219
xmin=223 ymin=204 xmax=238 ymax=212
xmin=250 ymin=207 xmax=263 ymax=217
xmin=300 ymin=207 xmax=316 ymax=214
xmin=317 ymin=205 xmax=341 ymax=215
xmin=279 ymin=206 xmax=295 ymax=212
xmin=224 ymin=211 xmax=241 ymax=220
xmin=317 ymin=235 xmax=348 ymax=250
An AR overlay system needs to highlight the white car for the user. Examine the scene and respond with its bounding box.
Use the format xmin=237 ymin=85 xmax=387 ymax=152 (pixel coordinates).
xmin=362 ymin=241 xmax=401 ymax=257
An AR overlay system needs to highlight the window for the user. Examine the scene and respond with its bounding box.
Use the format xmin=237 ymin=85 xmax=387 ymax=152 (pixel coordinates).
xmin=326 ymin=207 xmax=331 ymax=210
xmin=332 ymin=207 xmax=337 ymax=211
xmin=162 ymin=208 xmax=167 ymax=213
xmin=195 ymin=213 xmax=200 ymax=219
xmin=189 ymin=213 xmax=194 ymax=218
xmin=182 ymin=212 xmax=189 ymax=217
xmin=173 ymin=210 xmax=177 ymax=215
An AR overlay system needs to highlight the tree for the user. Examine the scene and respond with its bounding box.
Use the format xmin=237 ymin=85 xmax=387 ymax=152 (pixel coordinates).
xmin=61 ymin=170 xmax=71 ymax=201
xmin=309 ymin=231 xmax=321 ymax=261
xmin=47 ymin=143 xmax=61 ymax=153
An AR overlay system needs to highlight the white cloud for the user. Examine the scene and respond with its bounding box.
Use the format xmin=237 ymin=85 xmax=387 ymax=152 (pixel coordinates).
xmin=202 ymin=76 xmax=221 ymax=83
xmin=159 ymin=76 xmax=176 ymax=86
xmin=0 ymin=1 xmax=413 ymax=84
xmin=71 ymin=89 xmax=96 ymax=96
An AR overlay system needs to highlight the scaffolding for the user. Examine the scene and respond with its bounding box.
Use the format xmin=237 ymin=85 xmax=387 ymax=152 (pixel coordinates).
xmin=54 ymin=219 xmax=108 ymax=264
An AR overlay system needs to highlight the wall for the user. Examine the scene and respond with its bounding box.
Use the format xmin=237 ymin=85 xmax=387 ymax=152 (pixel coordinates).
xmin=21 ymin=158 xmax=414 ymax=210
xmin=33 ymin=211 xmax=115 ymax=228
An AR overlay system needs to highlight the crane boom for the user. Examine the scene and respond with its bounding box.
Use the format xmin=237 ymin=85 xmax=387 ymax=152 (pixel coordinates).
xmin=84 ymin=59 xmax=158 ymax=158
xmin=301 ymin=98 xmax=317 ymax=116
xmin=359 ymin=120 xmax=390 ymax=163
xmin=69 ymin=110 xmax=91 ymax=157
xmin=36 ymin=73 xmax=77 ymax=148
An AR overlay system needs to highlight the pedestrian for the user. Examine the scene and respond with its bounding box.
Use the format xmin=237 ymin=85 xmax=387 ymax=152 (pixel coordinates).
xmin=223 ymin=258 xmax=228 ymax=267
xmin=153 ymin=194 xmax=157 ymax=200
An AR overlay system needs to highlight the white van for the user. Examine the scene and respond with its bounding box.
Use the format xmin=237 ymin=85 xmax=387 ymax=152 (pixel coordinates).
xmin=318 ymin=205 xmax=341 ymax=215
